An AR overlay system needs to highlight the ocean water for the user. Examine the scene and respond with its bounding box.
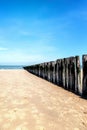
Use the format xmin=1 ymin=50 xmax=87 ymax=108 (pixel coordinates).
xmin=0 ymin=65 xmax=24 ymax=69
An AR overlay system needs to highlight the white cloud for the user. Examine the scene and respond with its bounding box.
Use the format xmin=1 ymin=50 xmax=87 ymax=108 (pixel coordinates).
xmin=0 ymin=47 xmax=8 ymax=51
xmin=0 ymin=49 xmax=44 ymax=63
xmin=0 ymin=46 xmax=59 ymax=65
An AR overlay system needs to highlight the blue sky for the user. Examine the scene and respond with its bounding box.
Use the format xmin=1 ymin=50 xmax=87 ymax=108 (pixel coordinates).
xmin=0 ymin=0 xmax=87 ymax=65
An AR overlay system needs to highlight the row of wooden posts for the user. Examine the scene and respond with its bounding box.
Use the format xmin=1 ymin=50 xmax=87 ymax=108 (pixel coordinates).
xmin=24 ymin=55 xmax=87 ymax=96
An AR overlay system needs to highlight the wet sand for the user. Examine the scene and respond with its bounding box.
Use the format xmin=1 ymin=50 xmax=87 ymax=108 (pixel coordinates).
xmin=0 ymin=69 xmax=87 ymax=130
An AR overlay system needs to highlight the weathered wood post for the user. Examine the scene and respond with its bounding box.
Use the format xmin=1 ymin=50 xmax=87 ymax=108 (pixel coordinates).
xmin=48 ymin=62 xmax=51 ymax=82
xmin=34 ymin=65 xmax=36 ymax=75
xmin=26 ymin=66 xmax=29 ymax=72
xmin=35 ymin=65 xmax=38 ymax=76
xmin=69 ymin=57 xmax=75 ymax=91
xmin=50 ymin=61 xmax=53 ymax=83
xmin=75 ymin=56 xmax=81 ymax=95
xmin=31 ymin=66 xmax=32 ymax=73
xmin=44 ymin=62 xmax=47 ymax=80
xmin=45 ymin=62 xmax=48 ymax=80
xmin=36 ymin=64 xmax=39 ymax=76
xmin=68 ymin=58 xmax=71 ymax=90
xmin=39 ymin=64 xmax=42 ymax=77
xmin=30 ymin=66 xmax=32 ymax=73
xmin=69 ymin=58 xmax=72 ymax=90
xmin=69 ymin=58 xmax=73 ymax=90
xmin=34 ymin=65 xmax=36 ymax=74
xmin=37 ymin=64 xmax=39 ymax=76
xmin=31 ymin=66 xmax=33 ymax=74
xmin=38 ymin=64 xmax=40 ymax=77
xmin=60 ymin=59 xmax=63 ymax=87
xmin=42 ymin=63 xmax=45 ymax=79
xmin=53 ymin=61 xmax=56 ymax=83
xmin=82 ymin=55 xmax=87 ymax=96
xmin=39 ymin=64 xmax=41 ymax=77
xmin=61 ymin=59 xmax=65 ymax=88
xmin=55 ymin=60 xmax=58 ymax=84
xmin=58 ymin=59 xmax=60 ymax=86
xmin=41 ymin=63 xmax=43 ymax=78
xmin=29 ymin=66 xmax=32 ymax=73
xmin=44 ymin=62 xmax=46 ymax=79
xmin=33 ymin=65 xmax=36 ymax=74
xmin=46 ymin=62 xmax=48 ymax=80
xmin=57 ymin=59 xmax=61 ymax=86
xmin=65 ymin=58 xmax=68 ymax=89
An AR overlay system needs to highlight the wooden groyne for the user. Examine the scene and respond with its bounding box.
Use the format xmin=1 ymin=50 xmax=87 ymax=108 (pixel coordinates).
xmin=24 ymin=55 xmax=87 ymax=96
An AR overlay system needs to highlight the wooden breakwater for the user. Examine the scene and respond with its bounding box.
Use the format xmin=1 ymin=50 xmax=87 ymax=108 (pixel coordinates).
xmin=24 ymin=55 xmax=87 ymax=96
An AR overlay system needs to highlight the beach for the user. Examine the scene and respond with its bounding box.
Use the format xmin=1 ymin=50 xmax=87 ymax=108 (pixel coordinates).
xmin=0 ymin=69 xmax=87 ymax=130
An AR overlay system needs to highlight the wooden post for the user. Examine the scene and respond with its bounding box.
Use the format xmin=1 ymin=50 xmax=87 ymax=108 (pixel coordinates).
xmin=57 ymin=59 xmax=60 ymax=86
xmin=48 ymin=62 xmax=51 ymax=82
xmin=70 ymin=57 xmax=75 ymax=91
xmin=44 ymin=62 xmax=47 ymax=80
xmin=45 ymin=62 xmax=48 ymax=80
xmin=50 ymin=61 xmax=53 ymax=83
xmin=39 ymin=64 xmax=42 ymax=77
xmin=38 ymin=64 xmax=40 ymax=76
xmin=53 ymin=61 xmax=56 ymax=83
xmin=61 ymin=59 xmax=65 ymax=88
xmin=75 ymin=56 xmax=81 ymax=95
xmin=82 ymin=55 xmax=87 ymax=96
xmin=42 ymin=63 xmax=45 ymax=78
xmin=65 ymin=58 xmax=69 ymax=89
xmin=55 ymin=60 xmax=58 ymax=84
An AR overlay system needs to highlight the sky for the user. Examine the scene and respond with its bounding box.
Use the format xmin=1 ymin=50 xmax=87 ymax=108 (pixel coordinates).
xmin=0 ymin=0 xmax=87 ymax=65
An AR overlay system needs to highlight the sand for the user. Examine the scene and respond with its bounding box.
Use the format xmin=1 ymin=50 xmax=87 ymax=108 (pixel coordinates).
xmin=0 ymin=69 xmax=87 ymax=130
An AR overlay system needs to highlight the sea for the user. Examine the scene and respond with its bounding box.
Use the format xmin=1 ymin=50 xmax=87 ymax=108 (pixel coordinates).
xmin=0 ymin=65 xmax=24 ymax=69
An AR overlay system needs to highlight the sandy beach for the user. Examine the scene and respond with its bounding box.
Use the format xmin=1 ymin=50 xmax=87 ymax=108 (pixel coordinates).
xmin=0 ymin=69 xmax=87 ymax=130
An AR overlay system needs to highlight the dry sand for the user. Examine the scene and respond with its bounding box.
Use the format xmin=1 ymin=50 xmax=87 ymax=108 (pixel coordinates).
xmin=0 ymin=69 xmax=87 ymax=130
